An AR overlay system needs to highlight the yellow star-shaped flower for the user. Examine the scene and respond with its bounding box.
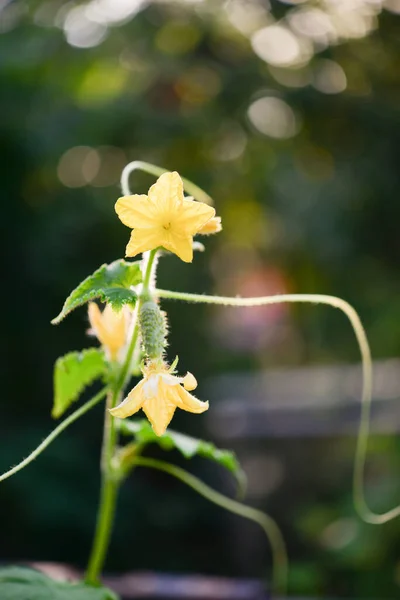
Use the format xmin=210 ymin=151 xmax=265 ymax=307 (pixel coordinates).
xmin=88 ymin=303 xmax=131 ymax=361
xmin=115 ymin=171 xmax=216 ymax=262
xmin=109 ymin=361 xmax=209 ymax=436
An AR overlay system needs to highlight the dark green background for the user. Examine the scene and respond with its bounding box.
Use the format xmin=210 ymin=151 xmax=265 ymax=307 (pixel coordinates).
xmin=1 ymin=0 xmax=400 ymax=597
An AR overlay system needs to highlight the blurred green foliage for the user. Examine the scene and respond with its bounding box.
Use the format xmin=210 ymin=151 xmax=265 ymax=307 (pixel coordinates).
xmin=1 ymin=0 xmax=400 ymax=597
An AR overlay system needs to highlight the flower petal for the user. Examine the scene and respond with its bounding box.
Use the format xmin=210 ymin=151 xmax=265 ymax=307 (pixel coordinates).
xmin=176 ymin=386 xmax=209 ymax=414
xmin=163 ymin=232 xmax=194 ymax=263
xmin=115 ymin=195 xmax=157 ymax=229
xmin=102 ymin=305 xmax=128 ymax=359
xmin=88 ymin=302 xmax=103 ymax=341
xmin=109 ymin=381 xmax=146 ymax=419
xmin=160 ymin=373 xmax=182 ymax=386
xmin=197 ymin=216 xmax=222 ymax=235
xmin=125 ymin=228 xmax=163 ymax=257
xmin=175 ymin=198 xmax=215 ymax=235
xmin=142 ymin=383 xmax=177 ymax=436
xmin=183 ymin=372 xmax=197 ymax=391
xmin=148 ymin=172 xmax=184 ymax=215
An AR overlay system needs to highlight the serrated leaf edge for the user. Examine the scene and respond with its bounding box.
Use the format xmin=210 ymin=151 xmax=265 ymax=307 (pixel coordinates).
xmin=51 ymin=259 xmax=141 ymax=325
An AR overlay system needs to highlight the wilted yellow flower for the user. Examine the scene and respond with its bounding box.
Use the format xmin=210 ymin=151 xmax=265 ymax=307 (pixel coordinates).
xmin=109 ymin=361 xmax=209 ymax=436
xmin=88 ymin=302 xmax=130 ymax=361
xmin=115 ymin=171 xmax=217 ymax=263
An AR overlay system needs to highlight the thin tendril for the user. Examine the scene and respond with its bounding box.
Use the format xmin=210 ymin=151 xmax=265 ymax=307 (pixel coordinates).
xmin=0 ymin=388 xmax=107 ymax=484
xmin=155 ymin=288 xmax=400 ymax=525
xmin=120 ymin=160 xmax=213 ymax=205
xmin=132 ymin=456 xmax=288 ymax=598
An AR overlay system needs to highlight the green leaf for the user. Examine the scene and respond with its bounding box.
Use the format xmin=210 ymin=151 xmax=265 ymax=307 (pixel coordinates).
xmin=0 ymin=567 xmax=118 ymax=600
xmin=52 ymin=259 xmax=142 ymax=324
xmin=119 ymin=419 xmax=242 ymax=476
xmin=53 ymin=348 xmax=107 ymax=418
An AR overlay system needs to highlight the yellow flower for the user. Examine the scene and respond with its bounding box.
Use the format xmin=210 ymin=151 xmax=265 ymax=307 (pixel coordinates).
xmin=109 ymin=361 xmax=209 ymax=436
xmin=115 ymin=171 xmax=217 ymax=263
xmin=88 ymin=302 xmax=131 ymax=361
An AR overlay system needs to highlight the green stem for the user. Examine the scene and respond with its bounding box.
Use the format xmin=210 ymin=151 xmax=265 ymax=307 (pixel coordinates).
xmin=156 ymin=288 xmax=400 ymax=525
xmin=85 ymin=391 xmax=120 ymax=585
xmin=120 ymin=161 xmax=213 ymax=205
xmin=85 ymin=251 xmax=158 ymax=585
xmin=131 ymin=456 xmax=288 ymax=599
xmin=0 ymin=388 xmax=107 ymax=484
xmin=86 ymin=477 xmax=118 ymax=579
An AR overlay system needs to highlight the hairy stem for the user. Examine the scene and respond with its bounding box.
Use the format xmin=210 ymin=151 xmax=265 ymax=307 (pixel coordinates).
xmin=117 ymin=250 xmax=158 ymax=391
xmin=0 ymin=388 xmax=107 ymax=484
xmin=131 ymin=456 xmax=287 ymax=598
xmin=155 ymin=288 xmax=400 ymax=525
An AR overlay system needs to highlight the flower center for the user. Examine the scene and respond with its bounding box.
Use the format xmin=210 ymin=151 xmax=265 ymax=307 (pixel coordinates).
xmin=143 ymin=374 xmax=160 ymax=398
xmin=163 ymin=222 xmax=172 ymax=230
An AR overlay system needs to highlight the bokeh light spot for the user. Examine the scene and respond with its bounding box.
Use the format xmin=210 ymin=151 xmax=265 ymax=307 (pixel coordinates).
xmin=313 ymin=59 xmax=347 ymax=94
xmin=225 ymin=0 xmax=271 ymax=36
xmin=252 ymin=24 xmax=312 ymax=67
xmin=63 ymin=6 xmax=108 ymax=49
xmin=82 ymin=148 xmax=101 ymax=183
xmin=91 ymin=146 xmax=127 ymax=187
xmin=269 ymin=65 xmax=311 ymax=88
xmin=248 ymin=96 xmax=300 ymax=139
xmin=288 ymin=7 xmax=336 ymax=44
xmin=210 ymin=122 xmax=247 ymax=162
xmin=0 ymin=1 xmax=26 ymax=33
xmin=329 ymin=7 xmax=376 ymax=40
xmin=320 ymin=518 xmax=359 ymax=550
xmin=241 ymin=454 xmax=285 ymax=499
xmin=58 ymin=146 xmax=99 ymax=188
xmin=385 ymin=0 xmax=400 ymax=14
xmin=86 ymin=0 xmax=148 ymax=25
